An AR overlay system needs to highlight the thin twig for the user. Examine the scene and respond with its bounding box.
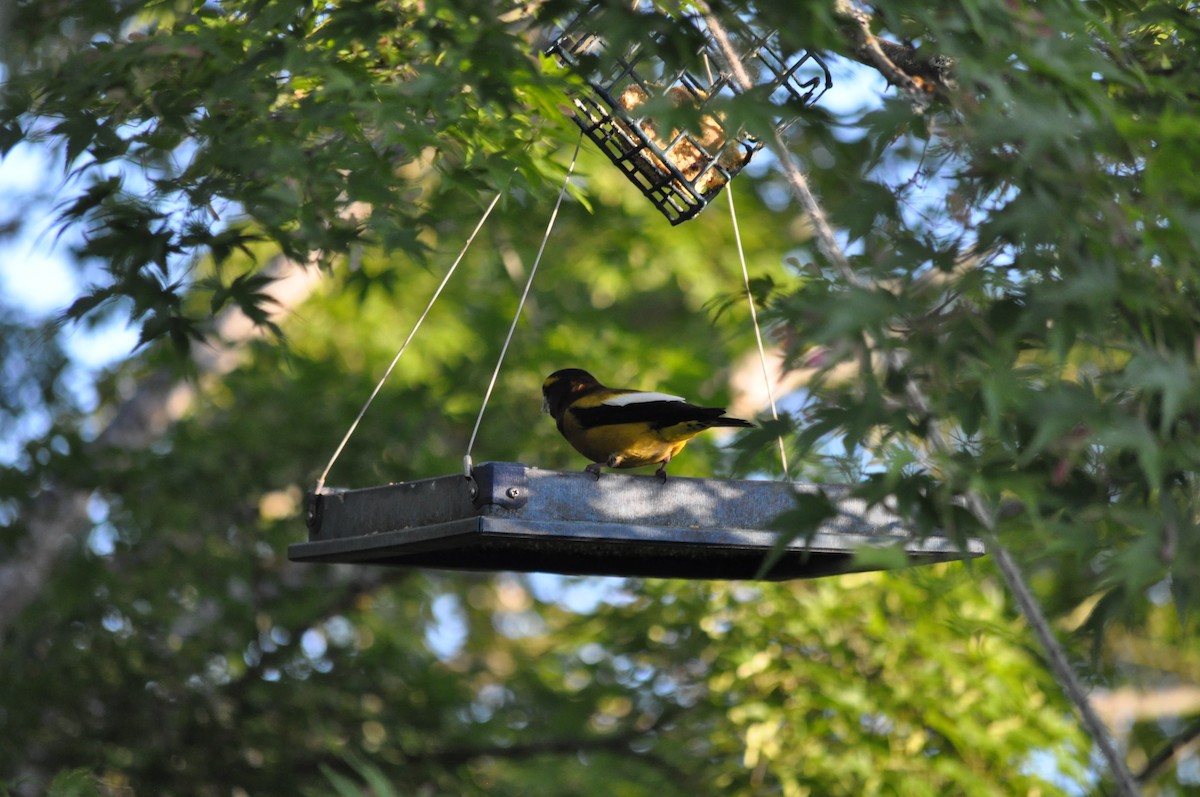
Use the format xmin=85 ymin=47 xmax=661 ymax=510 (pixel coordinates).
xmin=907 ymin=381 xmax=1141 ymax=797
xmin=701 ymin=8 xmax=1140 ymax=793
xmin=1137 ymin=719 xmax=1200 ymax=786
xmin=701 ymin=10 xmax=859 ymax=287
xmin=990 ymin=547 xmax=1139 ymax=796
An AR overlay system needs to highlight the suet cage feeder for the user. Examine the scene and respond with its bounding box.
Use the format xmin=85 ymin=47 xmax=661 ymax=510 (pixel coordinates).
xmin=291 ymin=463 xmax=984 ymax=580
xmin=544 ymin=2 xmax=832 ymax=224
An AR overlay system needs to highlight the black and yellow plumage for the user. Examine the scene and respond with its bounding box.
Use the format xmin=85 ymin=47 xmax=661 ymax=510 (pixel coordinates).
xmin=541 ymin=368 xmax=754 ymax=480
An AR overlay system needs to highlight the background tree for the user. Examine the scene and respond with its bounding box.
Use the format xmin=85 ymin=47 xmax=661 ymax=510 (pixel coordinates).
xmin=2 ymin=0 xmax=1200 ymax=795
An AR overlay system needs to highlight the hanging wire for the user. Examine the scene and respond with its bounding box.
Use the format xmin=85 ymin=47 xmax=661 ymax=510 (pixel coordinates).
xmin=727 ymin=184 xmax=790 ymax=478
xmin=695 ymin=53 xmax=789 ymax=477
xmin=463 ymin=135 xmax=583 ymax=477
xmin=314 ymin=191 xmax=505 ymax=493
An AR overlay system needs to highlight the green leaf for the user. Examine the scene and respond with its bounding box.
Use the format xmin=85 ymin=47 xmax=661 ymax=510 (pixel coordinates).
xmin=757 ymin=490 xmax=840 ymax=577
xmin=1122 ymin=350 xmax=1194 ymax=435
xmin=849 ymin=542 xmax=911 ymax=572
xmin=60 ymin=288 xmax=115 ymax=322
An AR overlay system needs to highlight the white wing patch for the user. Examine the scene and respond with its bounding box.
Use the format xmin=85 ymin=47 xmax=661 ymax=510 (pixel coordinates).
xmin=602 ymin=391 xmax=687 ymax=406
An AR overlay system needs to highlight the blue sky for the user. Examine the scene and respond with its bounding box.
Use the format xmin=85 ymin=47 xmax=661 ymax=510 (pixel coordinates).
xmin=0 ymin=143 xmax=139 ymax=368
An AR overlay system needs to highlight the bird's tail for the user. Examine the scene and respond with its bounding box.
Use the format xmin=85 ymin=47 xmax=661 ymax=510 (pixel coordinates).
xmin=712 ymin=416 xmax=755 ymax=428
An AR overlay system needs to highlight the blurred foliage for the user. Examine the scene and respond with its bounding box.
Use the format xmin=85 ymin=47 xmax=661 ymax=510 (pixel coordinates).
xmin=3 ymin=0 xmax=1200 ymax=795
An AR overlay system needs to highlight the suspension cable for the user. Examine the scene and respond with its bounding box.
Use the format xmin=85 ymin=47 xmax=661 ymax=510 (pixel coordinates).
xmin=727 ymin=184 xmax=790 ymax=477
xmin=463 ymin=135 xmax=582 ymax=477
xmin=315 ymin=191 xmax=504 ymax=493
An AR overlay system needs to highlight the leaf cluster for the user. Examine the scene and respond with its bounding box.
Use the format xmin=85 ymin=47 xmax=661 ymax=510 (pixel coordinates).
xmin=2 ymin=0 xmax=575 ymax=352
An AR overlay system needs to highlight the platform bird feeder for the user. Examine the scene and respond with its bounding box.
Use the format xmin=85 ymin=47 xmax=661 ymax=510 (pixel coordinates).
xmin=544 ymin=2 xmax=832 ymax=224
xmin=290 ymin=463 xmax=984 ymax=580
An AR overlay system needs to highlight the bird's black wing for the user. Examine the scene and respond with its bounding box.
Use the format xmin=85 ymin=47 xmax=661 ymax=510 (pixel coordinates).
xmin=572 ymin=400 xmax=728 ymax=430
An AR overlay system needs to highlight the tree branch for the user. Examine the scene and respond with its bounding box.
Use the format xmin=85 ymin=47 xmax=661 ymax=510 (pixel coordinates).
xmin=831 ymin=0 xmax=956 ymax=106
xmin=704 ymin=8 xmax=1140 ymax=794
xmin=903 ymin=373 xmax=1142 ymax=797
xmin=427 ymin=732 xmax=638 ymax=766
xmin=987 ymin=545 xmax=1140 ymax=797
xmin=0 ymin=489 xmax=91 ymax=638
xmin=702 ymin=9 xmax=858 ymax=287
xmin=297 ymin=720 xmax=702 ymax=795
xmin=413 ymin=708 xmax=701 ymax=791
xmin=1137 ymin=718 xmax=1200 ymax=787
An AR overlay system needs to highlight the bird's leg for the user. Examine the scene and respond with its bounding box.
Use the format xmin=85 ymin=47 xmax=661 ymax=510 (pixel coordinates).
xmin=585 ymin=455 xmax=623 ymax=480
xmin=654 ymin=456 xmax=670 ymax=482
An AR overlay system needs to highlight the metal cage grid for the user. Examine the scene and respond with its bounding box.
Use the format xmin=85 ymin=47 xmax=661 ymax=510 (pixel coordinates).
xmin=545 ymin=3 xmax=832 ymax=224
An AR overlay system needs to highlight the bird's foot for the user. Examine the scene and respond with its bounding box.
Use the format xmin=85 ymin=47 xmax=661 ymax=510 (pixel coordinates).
xmin=654 ymin=463 xmax=669 ymax=482
xmin=585 ymin=462 xmax=603 ymax=480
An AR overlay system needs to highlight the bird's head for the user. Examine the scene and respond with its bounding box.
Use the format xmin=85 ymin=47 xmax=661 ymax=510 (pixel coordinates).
xmin=542 ymin=368 xmax=601 ymax=419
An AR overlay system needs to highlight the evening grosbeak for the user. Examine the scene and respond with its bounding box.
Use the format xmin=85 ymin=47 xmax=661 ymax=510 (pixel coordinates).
xmin=541 ymin=368 xmax=754 ymax=480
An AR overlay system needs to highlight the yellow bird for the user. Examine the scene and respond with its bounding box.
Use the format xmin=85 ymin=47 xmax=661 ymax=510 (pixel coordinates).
xmin=541 ymin=368 xmax=754 ymax=480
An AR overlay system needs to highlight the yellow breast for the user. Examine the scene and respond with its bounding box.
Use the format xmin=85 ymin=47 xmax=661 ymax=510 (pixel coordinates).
xmin=561 ymin=415 xmax=704 ymax=468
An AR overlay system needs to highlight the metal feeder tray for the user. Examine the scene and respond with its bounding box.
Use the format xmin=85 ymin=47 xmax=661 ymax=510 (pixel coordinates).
xmin=291 ymin=462 xmax=984 ymax=580
xmin=544 ymin=2 xmax=832 ymax=225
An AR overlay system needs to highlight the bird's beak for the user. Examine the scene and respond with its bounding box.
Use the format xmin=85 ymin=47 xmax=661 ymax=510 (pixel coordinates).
xmin=541 ymin=396 xmax=550 ymax=415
